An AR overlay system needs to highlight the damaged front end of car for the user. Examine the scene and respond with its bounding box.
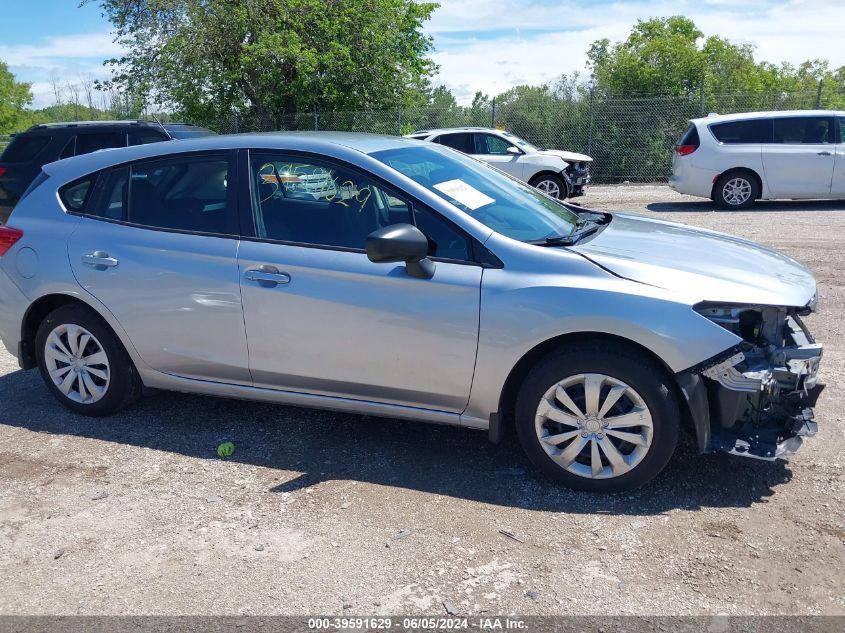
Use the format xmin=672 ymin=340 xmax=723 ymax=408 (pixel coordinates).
xmin=677 ymin=299 xmax=823 ymax=461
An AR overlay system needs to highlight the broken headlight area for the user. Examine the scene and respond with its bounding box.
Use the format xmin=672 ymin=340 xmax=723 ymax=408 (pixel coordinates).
xmin=688 ymin=303 xmax=823 ymax=461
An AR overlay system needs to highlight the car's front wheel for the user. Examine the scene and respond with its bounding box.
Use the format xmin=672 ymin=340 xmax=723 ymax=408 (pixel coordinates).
xmin=35 ymin=304 xmax=141 ymax=416
xmin=529 ymin=173 xmax=567 ymax=200
xmin=514 ymin=341 xmax=680 ymax=492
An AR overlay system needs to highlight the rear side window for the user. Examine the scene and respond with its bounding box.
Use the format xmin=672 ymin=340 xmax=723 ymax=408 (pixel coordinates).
xmin=59 ymin=175 xmax=97 ymax=212
xmin=710 ymin=119 xmax=771 ymax=144
xmin=435 ymin=133 xmax=474 ymax=154
xmin=773 ymin=117 xmax=833 ymax=144
xmin=75 ymin=132 xmax=125 ymax=156
xmin=1 ymin=135 xmax=51 ymax=162
xmin=92 ymin=154 xmax=234 ymax=234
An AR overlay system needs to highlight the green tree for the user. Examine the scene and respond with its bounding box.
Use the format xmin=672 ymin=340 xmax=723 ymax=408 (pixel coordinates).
xmin=92 ymin=0 xmax=439 ymax=128
xmin=0 ymin=60 xmax=33 ymax=134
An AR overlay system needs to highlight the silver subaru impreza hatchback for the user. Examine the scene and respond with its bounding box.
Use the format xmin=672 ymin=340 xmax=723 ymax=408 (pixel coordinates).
xmin=0 ymin=133 xmax=823 ymax=492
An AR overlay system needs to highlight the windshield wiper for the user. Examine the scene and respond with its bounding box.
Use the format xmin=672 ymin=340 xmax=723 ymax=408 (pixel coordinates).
xmin=528 ymin=223 xmax=600 ymax=247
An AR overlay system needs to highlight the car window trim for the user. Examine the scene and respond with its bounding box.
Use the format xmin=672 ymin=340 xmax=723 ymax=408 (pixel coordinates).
xmin=69 ymin=149 xmax=241 ymax=239
xmin=240 ymin=148 xmax=490 ymax=266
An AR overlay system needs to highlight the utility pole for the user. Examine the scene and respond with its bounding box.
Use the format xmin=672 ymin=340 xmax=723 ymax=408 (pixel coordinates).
xmin=815 ymin=79 xmax=823 ymax=109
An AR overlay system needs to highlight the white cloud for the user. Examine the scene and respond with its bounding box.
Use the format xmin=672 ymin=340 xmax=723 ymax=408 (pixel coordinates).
xmin=426 ymin=0 xmax=845 ymax=104
xmin=0 ymin=33 xmax=122 ymax=108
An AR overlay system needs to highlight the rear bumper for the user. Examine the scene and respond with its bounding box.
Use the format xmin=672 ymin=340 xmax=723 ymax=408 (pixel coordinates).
xmin=0 ymin=268 xmax=28 ymax=359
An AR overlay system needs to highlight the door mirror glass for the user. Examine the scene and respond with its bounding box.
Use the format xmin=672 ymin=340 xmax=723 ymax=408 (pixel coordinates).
xmin=366 ymin=223 xmax=435 ymax=279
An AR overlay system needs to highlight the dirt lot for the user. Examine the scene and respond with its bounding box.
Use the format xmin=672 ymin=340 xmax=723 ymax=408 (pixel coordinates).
xmin=1 ymin=184 xmax=843 ymax=616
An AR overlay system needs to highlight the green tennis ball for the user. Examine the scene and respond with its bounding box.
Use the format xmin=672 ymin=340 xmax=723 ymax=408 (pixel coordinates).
xmin=217 ymin=441 xmax=235 ymax=458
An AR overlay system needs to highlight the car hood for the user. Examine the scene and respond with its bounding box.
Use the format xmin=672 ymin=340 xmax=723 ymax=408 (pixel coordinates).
xmin=569 ymin=213 xmax=816 ymax=307
xmin=537 ymin=149 xmax=593 ymax=163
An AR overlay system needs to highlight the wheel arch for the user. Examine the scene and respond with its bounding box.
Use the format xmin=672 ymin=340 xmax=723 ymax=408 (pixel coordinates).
xmin=710 ymin=167 xmax=763 ymax=200
xmin=492 ymin=331 xmax=694 ymax=443
xmin=528 ymin=170 xmax=571 ymax=196
xmin=19 ymin=292 xmax=137 ymax=371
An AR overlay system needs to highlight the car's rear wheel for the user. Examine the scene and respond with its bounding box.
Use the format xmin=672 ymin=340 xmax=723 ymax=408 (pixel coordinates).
xmin=529 ymin=174 xmax=567 ymax=200
xmin=35 ymin=304 xmax=141 ymax=416
xmin=514 ymin=341 xmax=680 ymax=492
xmin=713 ymin=171 xmax=759 ymax=209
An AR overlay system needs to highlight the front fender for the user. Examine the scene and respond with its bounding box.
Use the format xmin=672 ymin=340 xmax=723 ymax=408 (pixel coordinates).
xmin=462 ymin=259 xmax=740 ymax=426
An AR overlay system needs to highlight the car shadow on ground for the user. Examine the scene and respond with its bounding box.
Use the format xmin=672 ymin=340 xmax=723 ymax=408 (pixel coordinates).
xmin=646 ymin=199 xmax=845 ymax=213
xmin=0 ymin=367 xmax=792 ymax=515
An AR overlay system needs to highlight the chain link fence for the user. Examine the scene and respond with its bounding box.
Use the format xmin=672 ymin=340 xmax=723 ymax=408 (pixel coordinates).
xmin=214 ymin=86 xmax=843 ymax=183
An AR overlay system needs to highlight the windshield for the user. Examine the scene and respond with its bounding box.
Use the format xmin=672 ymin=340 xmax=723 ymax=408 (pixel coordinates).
xmin=501 ymin=131 xmax=537 ymax=152
xmin=371 ymin=145 xmax=579 ymax=241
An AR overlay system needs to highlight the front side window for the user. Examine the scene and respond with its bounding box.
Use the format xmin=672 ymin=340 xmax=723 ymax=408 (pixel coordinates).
xmin=250 ymin=153 xmax=411 ymax=249
xmin=710 ymin=119 xmax=771 ymax=144
xmin=93 ymin=154 xmax=233 ymax=234
xmin=75 ymin=132 xmax=125 ymax=156
xmin=474 ymin=133 xmax=513 ymax=155
xmin=372 ymin=144 xmax=579 ymax=242
xmin=773 ymin=117 xmax=833 ymax=144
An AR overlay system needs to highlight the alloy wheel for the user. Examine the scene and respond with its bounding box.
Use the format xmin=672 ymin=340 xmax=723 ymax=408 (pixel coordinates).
xmin=722 ymin=177 xmax=752 ymax=206
xmin=535 ymin=179 xmax=562 ymax=199
xmin=534 ymin=373 xmax=653 ymax=479
xmin=43 ymin=323 xmax=111 ymax=404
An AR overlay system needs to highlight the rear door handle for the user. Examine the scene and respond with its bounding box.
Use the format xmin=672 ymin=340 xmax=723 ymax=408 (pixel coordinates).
xmin=81 ymin=251 xmax=118 ymax=268
xmin=244 ymin=265 xmax=291 ymax=286
xmin=817 ymin=151 xmax=832 ymax=156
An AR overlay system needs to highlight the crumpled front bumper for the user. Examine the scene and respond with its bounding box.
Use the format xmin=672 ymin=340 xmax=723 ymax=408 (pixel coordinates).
xmin=682 ymin=315 xmax=823 ymax=461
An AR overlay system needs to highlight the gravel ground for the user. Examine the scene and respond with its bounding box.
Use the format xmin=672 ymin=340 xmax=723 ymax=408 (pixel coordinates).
xmin=0 ymin=184 xmax=843 ymax=616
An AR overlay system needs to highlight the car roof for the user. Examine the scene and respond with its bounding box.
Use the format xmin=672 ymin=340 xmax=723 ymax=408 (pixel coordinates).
xmin=25 ymin=120 xmax=164 ymax=132
xmin=691 ymin=110 xmax=845 ymax=125
xmin=408 ymin=126 xmax=501 ymax=136
xmin=41 ymin=132 xmax=419 ymax=180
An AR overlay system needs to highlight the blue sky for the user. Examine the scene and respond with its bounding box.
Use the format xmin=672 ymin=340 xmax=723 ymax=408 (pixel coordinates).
xmin=3 ymin=0 xmax=844 ymax=107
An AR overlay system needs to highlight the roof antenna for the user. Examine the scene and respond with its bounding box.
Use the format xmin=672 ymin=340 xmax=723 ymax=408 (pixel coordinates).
xmin=150 ymin=113 xmax=171 ymax=139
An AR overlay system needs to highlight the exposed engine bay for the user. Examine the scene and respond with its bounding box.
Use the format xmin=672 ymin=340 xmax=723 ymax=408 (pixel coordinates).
xmin=682 ymin=302 xmax=822 ymax=460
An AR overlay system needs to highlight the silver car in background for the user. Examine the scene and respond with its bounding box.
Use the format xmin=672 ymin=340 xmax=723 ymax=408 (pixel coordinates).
xmin=0 ymin=133 xmax=823 ymax=492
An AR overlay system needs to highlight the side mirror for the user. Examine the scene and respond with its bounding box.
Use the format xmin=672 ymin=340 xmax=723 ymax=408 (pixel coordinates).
xmin=366 ymin=223 xmax=435 ymax=279
xmin=506 ymin=145 xmax=521 ymax=155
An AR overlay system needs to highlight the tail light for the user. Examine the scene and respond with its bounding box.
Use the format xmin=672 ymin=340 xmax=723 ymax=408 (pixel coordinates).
xmin=0 ymin=226 xmax=23 ymax=256
xmin=674 ymin=144 xmax=697 ymax=156
xmin=0 ymin=167 xmax=7 ymax=177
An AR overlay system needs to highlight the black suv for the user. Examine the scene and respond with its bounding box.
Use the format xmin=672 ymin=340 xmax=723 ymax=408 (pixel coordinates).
xmin=0 ymin=120 xmax=215 ymax=222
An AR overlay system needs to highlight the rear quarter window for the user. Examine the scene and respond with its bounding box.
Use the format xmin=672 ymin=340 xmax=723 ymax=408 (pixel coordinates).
xmin=677 ymin=124 xmax=699 ymax=146
xmin=1 ymin=135 xmax=52 ymax=162
xmin=709 ymin=119 xmax=771 ymax=144
xmin=58 ymin=175 xmax=97 ymax=212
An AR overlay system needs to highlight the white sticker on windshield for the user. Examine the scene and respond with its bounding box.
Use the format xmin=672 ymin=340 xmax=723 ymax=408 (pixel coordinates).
xmin=433 ymin=179 xmax=495 ymax=210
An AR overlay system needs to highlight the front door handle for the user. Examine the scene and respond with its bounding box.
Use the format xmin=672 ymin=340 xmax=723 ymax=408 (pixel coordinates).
xmin=244 ymin=265 xmax=291 ymax=286
xmin=817 ymin=151 xmax=832 ymax=156
xmin=81 ymin=251 xmax=118 ymax=268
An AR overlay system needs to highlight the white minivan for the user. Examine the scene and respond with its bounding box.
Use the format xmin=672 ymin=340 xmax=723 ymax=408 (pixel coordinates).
xmin=669 ymin=110 xmax=845 ymax=209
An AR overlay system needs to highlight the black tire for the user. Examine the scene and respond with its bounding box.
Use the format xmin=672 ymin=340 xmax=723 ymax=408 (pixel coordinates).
xmin=514 ymin=341 xmax=680 ymax=492
xmin=713 ymin=171 xmax=759 ymax=210
xmin=529 ymin=173 xmax=568 ymax=200
xmin=35 ymin=304 xmax=142 ymax=416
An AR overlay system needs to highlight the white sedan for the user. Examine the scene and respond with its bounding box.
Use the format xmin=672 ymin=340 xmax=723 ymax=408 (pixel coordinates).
xmin=406 ymin=127 xmax=592 ymax=200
